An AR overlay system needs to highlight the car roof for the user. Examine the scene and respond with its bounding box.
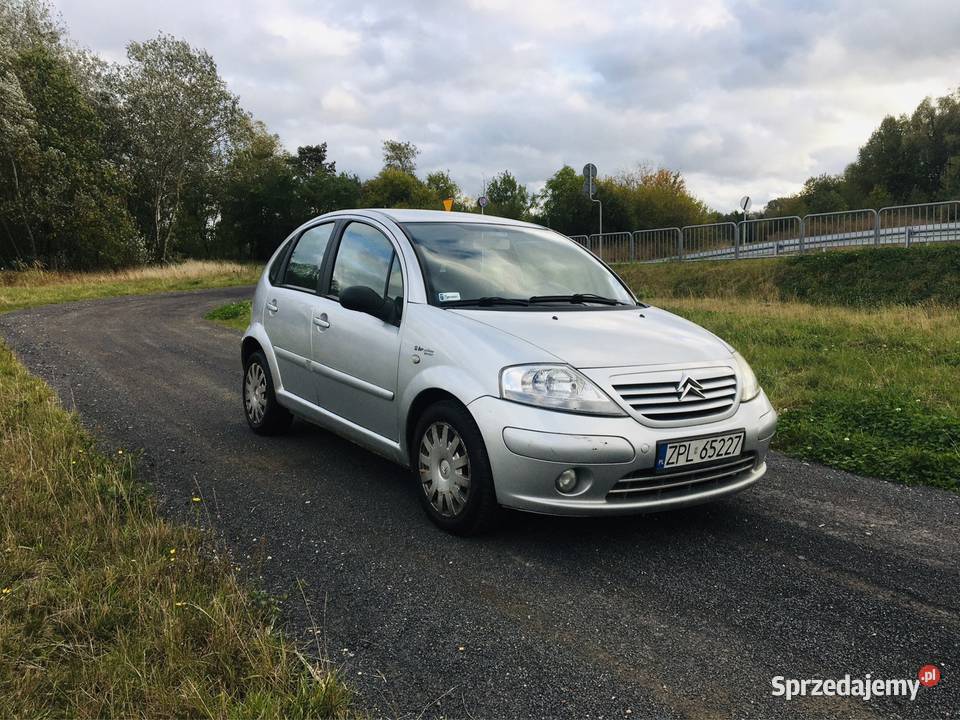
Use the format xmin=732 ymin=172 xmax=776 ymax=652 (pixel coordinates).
xmin=343 ymin=208 xmax=546 ymax=229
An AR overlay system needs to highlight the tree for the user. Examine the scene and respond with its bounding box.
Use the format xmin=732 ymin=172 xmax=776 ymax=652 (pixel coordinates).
xmin=114 ymin=34 xmax=243 ymax=262
xmin=360 ymin=167 xmax=435 ymax=208
xmin=763 ymin=194 xmax=807 ymax=218
xmin=425 ymin=170 xmax=465 ymax=210
xmin=844 ymin=115 xmax=912 ymax=205
xmin=779 ymin=88 xmax=960 ymax=212
xmin=797 ymin=174 xmax=848 ymax=214
xmin=299 ymin=171 xmax=361 ymax=217
xmin=292 ymin=143 xmax=335 ymax=178
xmin=535 ymin=164 xmax=711 ymax=235
xmin=217 ymin=121 xmax=300 ymax=260
xmin=608 ymin=166 xmax=712 ymax=229
xmin=0 ymin=31 xmax=41 ymax=263
xmin=484 ymin=170 xmax=530 ymax=220
xmin=382 ymin=139 xmax=419 ymax=174
xmin=941 ymin=156 xmax=960 ymax=199
xmin=0 ymin=5 xmax=138 ymax=269
xmin=535 ymin=165 xmax=594 ymax=234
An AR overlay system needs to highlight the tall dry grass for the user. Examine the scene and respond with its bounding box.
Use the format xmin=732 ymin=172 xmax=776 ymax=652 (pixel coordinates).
xmin=0 ymin=260 xmax=258 ymax=288
xmin=0 ymin=261 xmax=262 ymax=313
xmin=0 ymin=343 xmax=358 ymax=718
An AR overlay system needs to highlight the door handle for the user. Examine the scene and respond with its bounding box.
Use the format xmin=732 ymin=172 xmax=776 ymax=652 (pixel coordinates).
xmin=313 ymin=313 xmax=330 ymax=330
xmin=266 ymin=299 xmax=279 ymax=313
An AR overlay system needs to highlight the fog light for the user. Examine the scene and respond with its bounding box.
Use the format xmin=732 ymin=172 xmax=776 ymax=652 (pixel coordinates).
xmin=555 ymin=468 xmax=578 ymax=494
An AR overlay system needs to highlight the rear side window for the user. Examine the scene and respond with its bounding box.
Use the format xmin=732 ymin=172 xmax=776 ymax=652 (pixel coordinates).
xmin=283 ymin=223 xmax=334 ymax=291
xmin=268 ymin=239 xmax=292 ymax=284
xmin=329 ymin=223 xmax=397 ymax=298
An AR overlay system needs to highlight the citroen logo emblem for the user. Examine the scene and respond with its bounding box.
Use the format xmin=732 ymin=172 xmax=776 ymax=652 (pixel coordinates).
xmin=676 ymin=373 xmax=706 ymax=401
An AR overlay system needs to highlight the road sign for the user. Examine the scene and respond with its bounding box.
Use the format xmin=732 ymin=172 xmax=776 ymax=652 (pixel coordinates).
xmin=442 ymin=197 xmax=454 ymax=212
xmin=583 ymin=163 xmax=599 ymax=199
xmin=582 ymin=163 xmax=602 ymax=236
xmin=740 ymin=195 xmax=752 ymax=212
xmin=477 ymin=195 xmax=489 ymax=208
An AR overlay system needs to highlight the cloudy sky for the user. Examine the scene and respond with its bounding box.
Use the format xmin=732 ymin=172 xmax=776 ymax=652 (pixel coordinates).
xmin=54 ymin=0 xmax=960 ymax=210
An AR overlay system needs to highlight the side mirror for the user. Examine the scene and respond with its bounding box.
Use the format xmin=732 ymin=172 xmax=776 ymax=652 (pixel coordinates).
xmin=340 ymin=285 xmax=391 ymax=322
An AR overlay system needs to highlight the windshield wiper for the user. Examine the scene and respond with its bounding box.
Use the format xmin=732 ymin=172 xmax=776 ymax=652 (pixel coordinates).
xmin=442 ymin=296 xmax=530 ymax=307
xmin=528 ymin=293 xmax=628 ymax=306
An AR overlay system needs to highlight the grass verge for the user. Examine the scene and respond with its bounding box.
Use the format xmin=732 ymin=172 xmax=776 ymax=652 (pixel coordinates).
xmin=0 ymin=266 xmax=358 ymax=717
xmin=0 ymin=343 xmax=356 ymax=718
xmin=0 ymin=260 xmax=260 ymax=312
xmin=653 ymin=297 xmax=959 ymax=490
xmin=617 ymin=244 xmax=960 ymax=307
xmin=206 ymin=299 xmax=252 ymax=331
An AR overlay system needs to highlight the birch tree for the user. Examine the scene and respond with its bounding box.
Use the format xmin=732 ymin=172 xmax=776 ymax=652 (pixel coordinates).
xmin=115 ymin=34 xmax=243 ymax=262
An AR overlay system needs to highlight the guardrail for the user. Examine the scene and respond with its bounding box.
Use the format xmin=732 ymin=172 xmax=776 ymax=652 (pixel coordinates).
xmin=680 ymin=222 xmax=737 ymax=261
xmin=800 ymin=209 xmax=878 ymax=253
xmin=572 ymin=199 xmax=960 ymax=263
xmin=587 ymin=231 xmax=633 ymax=263
xmin=878 ymin=201 xmax=960 ymax=247
xmin=633 ymin=227 xmax=681 ymax=262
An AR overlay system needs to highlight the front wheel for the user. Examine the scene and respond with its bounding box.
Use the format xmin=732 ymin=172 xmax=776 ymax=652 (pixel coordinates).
xmin=243 ymin=350 xmax=293 ymax=435
xmin=413 ymin=400 xmax=499 ymax=535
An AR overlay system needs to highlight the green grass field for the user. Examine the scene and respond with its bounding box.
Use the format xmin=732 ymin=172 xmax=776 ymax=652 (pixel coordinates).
xmin=616 ymin=244 xmax=960 ymax=307
xmin=206 ymin=299 xmax=253 ymax=331
xmin=652 ymin=298 xmax=959 ymax=490
xmin=0 ymin=264 xmax=357 ymax=718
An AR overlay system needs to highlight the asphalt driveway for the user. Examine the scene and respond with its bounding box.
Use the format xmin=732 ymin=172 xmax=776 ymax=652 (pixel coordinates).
xmin=1 ymin=287 xmax=956 ymax=719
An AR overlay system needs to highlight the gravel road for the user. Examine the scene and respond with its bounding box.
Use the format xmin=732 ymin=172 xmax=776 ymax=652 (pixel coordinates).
xmin=1 ymin=287 xmax=957 ymax=719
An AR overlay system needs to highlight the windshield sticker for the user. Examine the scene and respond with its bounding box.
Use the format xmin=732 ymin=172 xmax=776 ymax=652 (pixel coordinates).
xmin=438 ymin=292 xmax=461 ymax=302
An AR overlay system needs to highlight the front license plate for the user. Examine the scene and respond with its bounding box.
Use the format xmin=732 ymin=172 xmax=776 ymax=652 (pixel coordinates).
xmin=656 ymin=431 xmax=744 ymax=471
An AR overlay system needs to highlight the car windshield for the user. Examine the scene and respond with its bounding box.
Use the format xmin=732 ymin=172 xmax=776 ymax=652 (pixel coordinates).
xmin=402 ymin=222 xmax=636 ymax=307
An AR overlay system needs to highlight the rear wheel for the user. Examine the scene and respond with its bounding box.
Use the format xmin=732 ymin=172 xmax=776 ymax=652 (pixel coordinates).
xmin=243 ymin=350 xmax=293 ymax=435
xmin=413 ymin=400 xmax=498 ymax=535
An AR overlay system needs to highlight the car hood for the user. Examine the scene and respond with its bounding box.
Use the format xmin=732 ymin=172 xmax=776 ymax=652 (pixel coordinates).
xmin=450 ymin=305 xmax=733 ymax=368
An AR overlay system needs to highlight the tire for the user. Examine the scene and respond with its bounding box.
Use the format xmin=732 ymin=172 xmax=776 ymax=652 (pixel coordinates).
xmin=243 ymin=350 xmax=293 ymax=435
xmin=412 ymin=399 xmax=499 ymax=535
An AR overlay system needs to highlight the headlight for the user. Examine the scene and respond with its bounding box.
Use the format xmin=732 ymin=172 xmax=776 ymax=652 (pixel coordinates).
xmin=733 ymin=351 xmax=761 ymax=402
xmin=500 ymin=364 xmax=626 ymax=416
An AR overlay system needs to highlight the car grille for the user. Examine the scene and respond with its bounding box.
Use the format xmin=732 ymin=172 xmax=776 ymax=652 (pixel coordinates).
xmin=606 ymin=453 xmax=757 ymax=502
xmin=611 ymin=367 xmax=738 ymax=425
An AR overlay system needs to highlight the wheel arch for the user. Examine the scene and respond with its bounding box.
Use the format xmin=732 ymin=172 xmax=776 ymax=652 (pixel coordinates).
xmin=240 ymin=324 xmax=283 ymax=394
xmin=241 ymin=335 xmax=263 ymax=365
xmin=404 ymin=388 xmax=468 ymax=465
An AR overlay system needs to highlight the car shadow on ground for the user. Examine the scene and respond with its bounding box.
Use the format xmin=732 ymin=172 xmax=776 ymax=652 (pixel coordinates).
xmin=280 ymin=417 xmax=745 ymax=549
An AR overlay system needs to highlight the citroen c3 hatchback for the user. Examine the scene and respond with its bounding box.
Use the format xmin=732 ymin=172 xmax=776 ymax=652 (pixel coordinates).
xmin=241 ymin=210 xmax=777 ymax=534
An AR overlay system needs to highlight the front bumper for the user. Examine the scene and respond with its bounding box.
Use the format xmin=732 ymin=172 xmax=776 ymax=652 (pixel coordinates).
xmin=468 ymin=391 xmax=777 ymax=516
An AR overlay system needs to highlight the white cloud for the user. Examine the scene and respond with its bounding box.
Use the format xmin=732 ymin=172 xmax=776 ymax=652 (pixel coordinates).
xmin=51 ymin=0 xmax=960 ymax=211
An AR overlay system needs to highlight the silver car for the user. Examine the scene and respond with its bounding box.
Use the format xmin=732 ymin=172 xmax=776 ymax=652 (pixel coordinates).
xmin=241 ymin=209 xmax=777 ymax=534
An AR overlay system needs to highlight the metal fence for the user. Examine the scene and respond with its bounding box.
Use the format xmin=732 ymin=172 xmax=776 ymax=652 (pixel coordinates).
xmin=738 ymin=215 xmax=803 ymax=257
xmin=633 ymin=227 xmax=681 ymax=261
xmin=587 ymin=231 xmax=633 ymax=263
xmin=801 ymin=208 xmax=879 ymax=252
xmin=680 ymin=222 xmax=738 ymax=261
xmin=574 ymin=199 xmax=960 ymax=263
xmin=878 ymin=201 xmax=960 ymax=246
